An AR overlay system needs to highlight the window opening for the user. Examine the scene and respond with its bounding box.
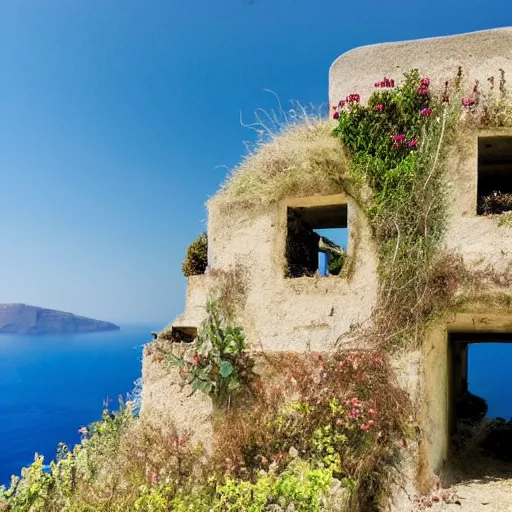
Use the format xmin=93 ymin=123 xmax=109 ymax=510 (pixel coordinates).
xmin=477 ymin=136 xmax=512 ymax=215
xmin=285 ymin=204 xmax=348 ymax=278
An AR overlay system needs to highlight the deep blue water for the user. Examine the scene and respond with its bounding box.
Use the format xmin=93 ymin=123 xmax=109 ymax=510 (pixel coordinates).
xmin=468 ymin=343 xmax=512 ymax=419
xmin=0 ymin=325 xmax=154 ymax=486
xmin=1 ymin=333 xmax=511 ymax=487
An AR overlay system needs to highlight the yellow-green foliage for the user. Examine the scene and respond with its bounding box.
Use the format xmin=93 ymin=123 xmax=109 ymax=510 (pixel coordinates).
xmin=499 ymin=211 xmax=512 ymax=227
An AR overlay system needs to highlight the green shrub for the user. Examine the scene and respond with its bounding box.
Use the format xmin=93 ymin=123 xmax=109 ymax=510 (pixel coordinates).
xmin=167 ymin=297 xmax=252 ymax=405
xmin=182 ymin=232 xmax=208 ymax=277
xmin=214 ymin=460 xmax=335 ymax=512
xmin=332 ymin=71 xmax=461 ymax=340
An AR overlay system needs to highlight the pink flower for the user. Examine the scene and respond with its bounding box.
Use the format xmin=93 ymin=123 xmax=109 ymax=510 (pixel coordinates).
xmin=150 ymin=472 xmax=158 ymax=485
xmin=360 ymin=424 xmax=370 ymax=432
xmin=374 ymin=104 xmax=384 ymax=111
xmin=368 ymin=408 xmax=376 ymax=415
xmin=418 ymin=77 xmax=431 ymax=95
xmin=332 ymin=105 xmax=337 ymax=110
xmin=346 ymin=93 xmax=360 ymax=103
xmin=338 ymin=100 xmax=345 ymax=108
xmin=408 ymin=137 xmax=418 ymax=148
xmin=393 ymin=134 xmax=405 ymax=142
xmin=368 ymin=420 xmax=376 ymax=426
xmin=333 ymin=111 xmax=340 ymax=120
xmin=374 ymin=82 xmax=380 ymax=88
xmin=420 ymin=108 xmax=432 ymax=116
xmin=462 ymin=97 xmax=475 ymax=107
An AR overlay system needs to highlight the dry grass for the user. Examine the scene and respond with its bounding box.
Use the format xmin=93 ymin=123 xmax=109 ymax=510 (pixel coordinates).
xmin=212 ymin=119 xmax=349 ymax=210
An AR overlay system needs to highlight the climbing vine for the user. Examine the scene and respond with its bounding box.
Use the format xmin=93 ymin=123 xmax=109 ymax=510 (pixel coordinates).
xmin=333 ymin=70 xmax=462 ymax=345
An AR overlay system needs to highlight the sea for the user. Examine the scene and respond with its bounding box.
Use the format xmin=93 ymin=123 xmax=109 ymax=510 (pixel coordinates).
xmin=1 ymin=333 xmax=512 ymax=486
xmin=0 ymin=324 xmax=155 ymax=486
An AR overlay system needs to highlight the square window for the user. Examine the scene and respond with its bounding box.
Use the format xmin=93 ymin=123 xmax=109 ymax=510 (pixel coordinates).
xmin=285 ymin=203 xmax=348 ymax=278
xmin=477 ymin=136 xmax=512 ymax=215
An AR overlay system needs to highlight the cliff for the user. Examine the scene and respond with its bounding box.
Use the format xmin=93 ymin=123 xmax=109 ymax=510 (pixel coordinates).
xmin=0 ymin=304 xmax=120 ymax=335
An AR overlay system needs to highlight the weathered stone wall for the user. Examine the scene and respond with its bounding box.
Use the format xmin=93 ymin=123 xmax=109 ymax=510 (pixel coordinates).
xmin=175 ymin=193 xmax=379 ymax=353
xmin=140 ymin=342 xmax=213 ymax=447
xmin=142 ymin=28 xmax=512 ymax=498
xmin=444 ymin=127 xmax=512 ymax=273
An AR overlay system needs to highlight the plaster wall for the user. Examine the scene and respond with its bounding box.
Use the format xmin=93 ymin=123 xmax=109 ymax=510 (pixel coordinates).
xmin=329 ymin=27 xmax=512 ymax=107
xmin=176 ymin=193 xmax=379 ymax=353
xmin=444 ymin=128 xmax=512 ymax=273
xmin=140 ymin=344 xmax=214 ymax=446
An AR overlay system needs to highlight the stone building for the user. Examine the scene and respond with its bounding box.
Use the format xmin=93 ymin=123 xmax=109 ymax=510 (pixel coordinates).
xmin=142 ymin=27 xmax=512 ymax=505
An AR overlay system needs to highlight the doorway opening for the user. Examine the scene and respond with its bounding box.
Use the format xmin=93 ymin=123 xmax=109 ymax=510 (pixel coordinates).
xmin=448 ymin=332 xmax=512 ymax=482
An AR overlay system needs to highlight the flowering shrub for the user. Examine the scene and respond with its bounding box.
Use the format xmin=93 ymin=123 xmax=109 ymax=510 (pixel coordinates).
xmin=167 ymin=297 xmax=252 ymax=405
xmin=214 ymin=351 xmax=410 ymax=511
xmin=330 ymin=70 xmax=463 ymax=339
xmin=332 ymin=70 xmax=433 ymax=203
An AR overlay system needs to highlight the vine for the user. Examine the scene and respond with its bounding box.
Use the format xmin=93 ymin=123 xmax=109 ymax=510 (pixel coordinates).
xmin=332 ymin=70 xmax=462 ymax=346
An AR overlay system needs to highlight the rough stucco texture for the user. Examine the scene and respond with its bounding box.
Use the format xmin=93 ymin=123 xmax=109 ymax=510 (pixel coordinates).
xmin=140 ymin=345 xmax=213 ymax=447
xmin=179 ymin=193 xmax=379 ymax=353
xmin=329 ymin=27 xmax=512 ymax=106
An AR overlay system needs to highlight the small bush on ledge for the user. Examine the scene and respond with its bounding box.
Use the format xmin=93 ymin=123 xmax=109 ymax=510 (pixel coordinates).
xmin=182 ymin=232 xmax=208 ymax=276
xmin=478 ymin=191 xmax=512 ymax=216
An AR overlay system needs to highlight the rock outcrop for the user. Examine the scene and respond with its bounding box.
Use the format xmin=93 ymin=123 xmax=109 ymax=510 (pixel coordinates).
xmin=0 ymin=303 xmax=119 ymax=335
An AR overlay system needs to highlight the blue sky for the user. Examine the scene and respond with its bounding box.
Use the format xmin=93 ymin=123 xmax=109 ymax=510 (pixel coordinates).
xmin=0 ymin=1 xmax=511 ymax=326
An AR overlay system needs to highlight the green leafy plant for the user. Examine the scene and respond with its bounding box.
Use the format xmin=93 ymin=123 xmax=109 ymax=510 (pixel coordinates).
xmin=182 ymin=232 xmax=208 ymax=277
xmin=328 ymin=252 xmax=345 ymax=275
xmin=214 ymin=460 xmax=337 ymax=512
xmin=168 ymin=297 xmax=251 ymax=405
xmin=332 ymin=71 xmax=462 ymax=342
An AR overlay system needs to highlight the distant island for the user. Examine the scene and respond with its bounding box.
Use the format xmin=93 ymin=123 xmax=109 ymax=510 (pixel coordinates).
xmin=0 ymin=304 xmax=120 ymax=335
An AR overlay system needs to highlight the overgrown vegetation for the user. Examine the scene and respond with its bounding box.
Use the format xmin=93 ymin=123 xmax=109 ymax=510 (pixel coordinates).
xmin=214 ymin=118 xmax=349 ymax=209
xmin=182 ymin=232 xmax=208 ymax=277
xmin=214 ymin=351 xmax=410 ymax=511
xmin=1 ymin=350 xmax=408 ymax=512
